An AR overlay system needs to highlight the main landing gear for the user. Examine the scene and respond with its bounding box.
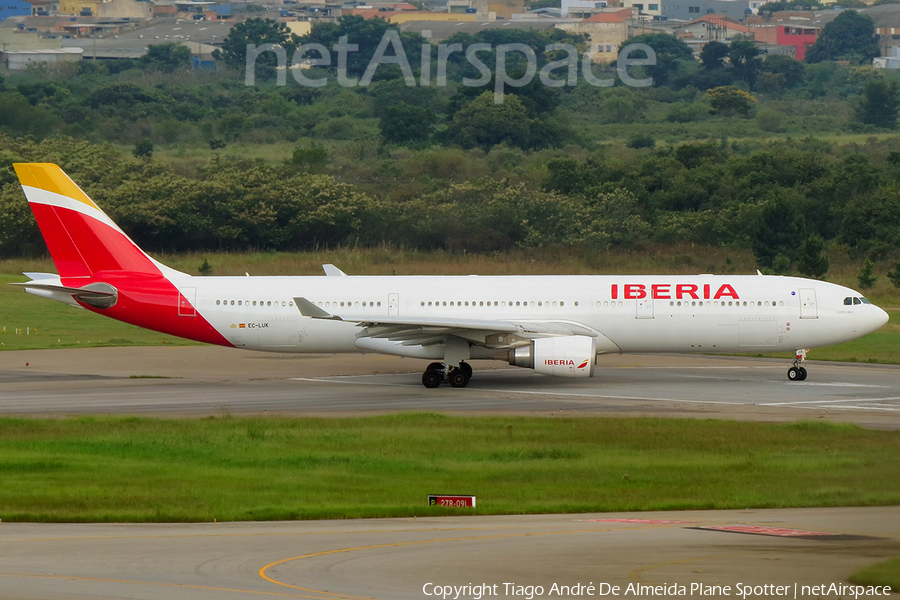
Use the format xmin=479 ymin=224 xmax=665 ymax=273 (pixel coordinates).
xmin=787 ymin=349 xmax=808 ymax=381
xmin=422 ymin=361 xmax=473 ymax=388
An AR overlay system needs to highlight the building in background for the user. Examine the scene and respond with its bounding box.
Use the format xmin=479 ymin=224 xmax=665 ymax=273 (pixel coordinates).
xmin=556 ymin=10 xmax=629 ymax=61
xmin=663 ymin=0 xmax=760 ymax=22
xmin=2 ymin=46 xmax=81 ymax=67
xmin=1 ymin=0 xmax=33 ymax=20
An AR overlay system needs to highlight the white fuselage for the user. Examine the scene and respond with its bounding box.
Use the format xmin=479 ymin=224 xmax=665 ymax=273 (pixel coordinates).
xmin=175 ymin=274 xmax=888 ymax=357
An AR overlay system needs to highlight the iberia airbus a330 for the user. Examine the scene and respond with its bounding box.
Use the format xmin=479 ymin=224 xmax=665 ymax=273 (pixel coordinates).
xmin=12 ymin=163 xmax=890 ymax=388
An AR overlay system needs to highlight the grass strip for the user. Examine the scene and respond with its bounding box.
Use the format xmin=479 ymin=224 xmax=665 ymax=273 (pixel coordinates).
xmin=0 ymin=414 xmax=898 ymax=523
xmin=850 ymin=557 xmax=900 ymax=590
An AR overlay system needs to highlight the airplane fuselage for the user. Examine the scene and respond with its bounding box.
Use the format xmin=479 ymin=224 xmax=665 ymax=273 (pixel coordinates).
xmin=64 ymin=273 xmax=886 ymax=357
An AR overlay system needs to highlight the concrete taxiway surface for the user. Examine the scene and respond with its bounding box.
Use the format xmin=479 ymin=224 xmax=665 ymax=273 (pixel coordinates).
xmin=0 ymin=347 xmax=898 ymax=428
xmin=1 ymin=507 xmax=898 ymax=600
xmin=1 ymin=348 xmax=898 ymax=600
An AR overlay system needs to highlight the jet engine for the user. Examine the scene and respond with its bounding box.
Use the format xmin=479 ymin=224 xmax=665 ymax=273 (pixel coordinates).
xmin=508 ymin=335 xmax=597 ymax=378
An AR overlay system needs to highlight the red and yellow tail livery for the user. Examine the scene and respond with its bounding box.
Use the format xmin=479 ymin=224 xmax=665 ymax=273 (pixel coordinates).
xmin=14 ymin=163 xmax=231 ymax=346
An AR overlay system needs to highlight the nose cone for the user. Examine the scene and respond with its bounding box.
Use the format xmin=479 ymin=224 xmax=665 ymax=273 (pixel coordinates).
xmin=874 ymin=306 xmax=890 ymax=329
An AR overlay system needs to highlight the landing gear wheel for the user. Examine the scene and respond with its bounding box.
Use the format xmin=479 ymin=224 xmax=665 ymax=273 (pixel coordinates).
xmin=426 ymin=362 xmax=444 ymax=372
xmin=448 ymin=368 xmax=470 ymax=388
xmin=788 ymin=349 xmax=809 ymax=382
xmin=460 ymin=361 xmax=473 ymax=381
xmin=422 ymin=369 xmax=443 ymax=388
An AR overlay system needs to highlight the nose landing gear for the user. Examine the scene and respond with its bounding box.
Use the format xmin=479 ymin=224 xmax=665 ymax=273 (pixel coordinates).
xmin=421 ymin=362 xmax=472 ymax=388
xmin=787 ymin=349 xmax=808 ymax=381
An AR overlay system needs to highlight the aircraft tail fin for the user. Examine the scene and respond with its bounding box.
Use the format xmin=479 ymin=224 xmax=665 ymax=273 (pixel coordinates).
xmin=14 ymin=163 xmax=161 ymax=279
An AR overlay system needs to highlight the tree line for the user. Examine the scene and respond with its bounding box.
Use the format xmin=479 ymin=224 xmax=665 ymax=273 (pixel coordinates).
xmin=2 ymin=135 xmax=899 ymax=279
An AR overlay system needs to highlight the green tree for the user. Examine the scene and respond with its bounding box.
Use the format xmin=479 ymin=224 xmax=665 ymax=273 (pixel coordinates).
xmin=706 ymin=86 xmax=756 ymax=117
xmin=751 ymin=197 xmax=801 ymax=268
xmin=379 ymin=102 xmax=435 ymax=145
xmin=298 ymin=16 xmax=422 ymax=81
xmin=855 ymin=80 xmax=900 ymax=129
xmin=771 ymin=253 xmax=793 ymax=275
xmin=805 ymin=11 xmax=879 ymax=64
xmin=887 ymin=260 xmax=900 ymax=287
xmin=618 ymin=33 xmax=694 ymax=87
xmin=213 ymin=18 xmax=299 ymax=75
xmin=757 ymin=54 xmax=804 ymax=92
xmin=133 ymin=139 xmax=154 ymax=159
xmin=728 ymin=40 xmax=763 ymax=86
xmin=626 ymin=133 xmax=655 ymax=149
xmin=288 ymin=144 xmax=329 ymax=171
xmin=445 ymin=92 xmax=533 ymax=151
xmin=138 ymin=43 xmax=192 ymax=73
xmin=857 ymin=258 xmax=877 ymax=289
xmin=700 ymin=41 xmax=729 ymax=70
xmin=797 ymin=234 xmax=829 ymax=278
xmin=839 ymin=187 xmax=900 ymax=253
xmin=198 ymin=258 xmax=213 ymax=276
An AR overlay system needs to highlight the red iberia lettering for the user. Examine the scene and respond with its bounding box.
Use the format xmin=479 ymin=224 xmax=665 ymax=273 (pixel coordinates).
xmin=676 ymin=284 xmax=699 ymax=300
xmin=713 ymin=284 xmax=739 ymax=300
xmin=545 ymin=360 xmax=575 ymax=366
xmin=624 ymin=284 xmax=646 ymax=299
xmin=611 ymin=282 xmax=739 ymax=301
xmin=651 ymin=284 xmax=670 ymax=299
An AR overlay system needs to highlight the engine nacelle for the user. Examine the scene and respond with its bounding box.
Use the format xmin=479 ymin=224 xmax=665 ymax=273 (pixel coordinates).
xmin=509 ymin=336 xmax=597 ymax=378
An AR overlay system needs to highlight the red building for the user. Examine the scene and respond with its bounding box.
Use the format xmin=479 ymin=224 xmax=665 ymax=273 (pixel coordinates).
xmin=776 ymin=25 xmax=819 ymax=61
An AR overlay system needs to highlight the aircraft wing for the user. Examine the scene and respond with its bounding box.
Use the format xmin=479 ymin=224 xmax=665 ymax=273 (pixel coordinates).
xmin=294 ymin=297 xmax=598 ymax=347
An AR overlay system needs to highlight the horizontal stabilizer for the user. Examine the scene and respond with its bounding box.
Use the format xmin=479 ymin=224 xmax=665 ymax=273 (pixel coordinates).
xmin=13 ymin=279 xmax=118 ymax=309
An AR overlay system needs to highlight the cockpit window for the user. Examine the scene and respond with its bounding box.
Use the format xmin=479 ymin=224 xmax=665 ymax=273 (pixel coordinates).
xmin=844 ymin=297 xmax=852 ymax=305
xmin=853 ymin=297 xmax=861 ymax=305
xmin=860 ymin=297 xmax=871 ymax=304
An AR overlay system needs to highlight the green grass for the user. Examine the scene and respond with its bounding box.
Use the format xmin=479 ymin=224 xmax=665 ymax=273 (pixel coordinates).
xmin=850 ymin=557 xmax=900 ymax=590
xmin=0 ymin=414 xmax=898 ymax=522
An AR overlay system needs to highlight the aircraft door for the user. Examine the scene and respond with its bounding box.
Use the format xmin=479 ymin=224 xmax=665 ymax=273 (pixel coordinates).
xmin=388 ymin=293 xmax=399 ymax=316
xmin=178 ymin=286 xmax=197 ymax=317
xmin=636 ymin=296 xmax=654 ymax=319
xmin=799 ymin=288 xmax=818 ymax=319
